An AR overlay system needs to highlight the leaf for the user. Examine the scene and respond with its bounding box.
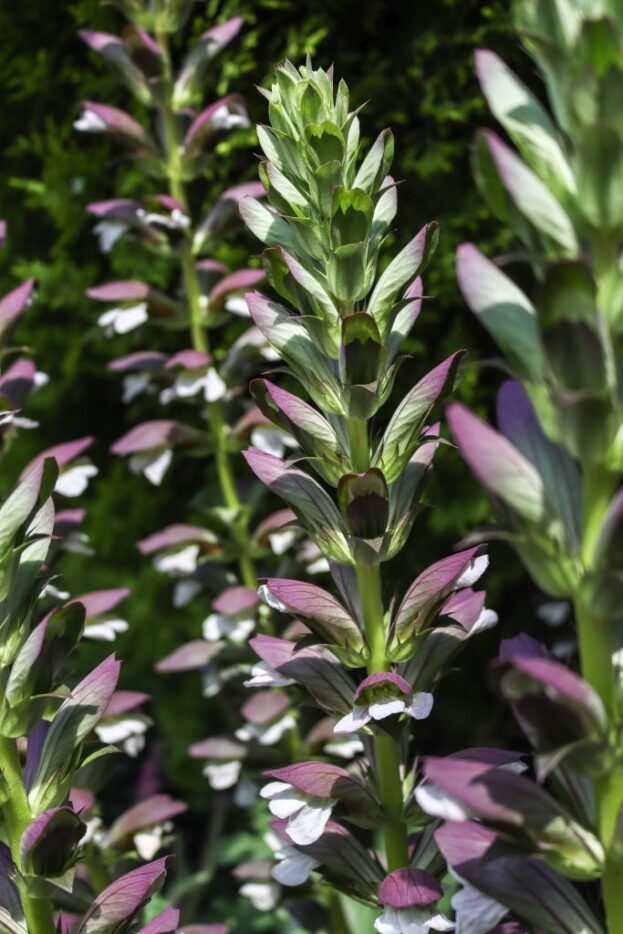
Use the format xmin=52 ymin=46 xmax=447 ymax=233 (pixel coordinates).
xmin=367 ymin=222 xmax=438 ymax=331
xmin=456 ymin=244 xmax=545 ymax=382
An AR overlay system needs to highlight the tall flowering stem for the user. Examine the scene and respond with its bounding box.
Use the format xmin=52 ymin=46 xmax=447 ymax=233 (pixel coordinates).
xmin=413 ymin=1 xmax=623 ymax=929
xmin=241 ymin=61 xmax=496 ymax=924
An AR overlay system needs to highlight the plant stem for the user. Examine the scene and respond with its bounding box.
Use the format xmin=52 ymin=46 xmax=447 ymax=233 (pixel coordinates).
xmin=347 ymin=417 xmax=369 ymax=473
xmin=356 ymin=561 xmax=409 ymax=871
xmin=575 ymin=463 xmax=623 ymax=929
xmin=0 ymin=737 xmax=56 ymax=934
xmin=156 ymin=29 xmax=256 ymax=591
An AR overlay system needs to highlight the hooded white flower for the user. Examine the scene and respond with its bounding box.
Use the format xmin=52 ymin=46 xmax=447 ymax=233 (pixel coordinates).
xmin=83 ymin=617 xmax=129 ymax=642
xmin=153 ymin=544 xmax=200 ymax=576
xmin=272 ymin=842 xmax=319 ymax=886
xmin=74 ymin=109 xmax=107 ymax=132
xmin=95 ymin=714 xmax=151 ymax=757
xmin=374 ymin=906 xmax=455 ymax=934
xmin=225 ymin=295 xmax=249 ymax=316
xmin=134 ymin=821 xmax=173 ymax=861
xmin=243 ymin=661 xmax=296 ymax=688
xmin=239 ymin=881 xmax=280 ymax=912
xmin=55 ymin=461 xmax=98 ymax=497
xmin=98 ymin=303 xmax=148 ymax=336
xmin=260 ymin=781 xmax=335 ymax=845
xmin=94 ymin=220 xmax=128 ymax=252
xmin=235 ymin=713 xmax=296 ymax=747
xmin=129 ymin=447 xmax=173 ymax=486
xmin=203 ymin=759 xmax=241 ymax=790
xmin=334 ymin=672 xmax=433 ymax=734
xmin=122 ymin=372 xmax=153 ymax=403
xmin=203 ymin=610 xmax=255 ymax=644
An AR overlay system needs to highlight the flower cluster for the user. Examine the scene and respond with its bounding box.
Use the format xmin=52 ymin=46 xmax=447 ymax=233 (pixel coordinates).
xmin=413 ymin=1 xmax=623 ymax=930
xmin=238 ymin=60 xmax=499 ymax=927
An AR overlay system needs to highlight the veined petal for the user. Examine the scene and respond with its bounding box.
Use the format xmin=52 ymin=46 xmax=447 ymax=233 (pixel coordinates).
xmin=272 ymin=846 xmax=320 ymax=886
xmin=286 ymin=801 xmax=333 ymax=845
xmin=406 ymin=693 xmax=434 ymax=720
xmin=333 ymin=706 xmax=372 ymax=733
xmin=414 ymin=785 xmax=470 ymax=821
xmin=260 ymin=783 xmax=304 ymax=819
xmin=369 ymin=699 xmax=406 ymax=720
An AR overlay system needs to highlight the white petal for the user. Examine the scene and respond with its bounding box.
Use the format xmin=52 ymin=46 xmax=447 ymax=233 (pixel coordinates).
xmin=130 ymin=447 xmax=172 ymax=486
xmin=239 ymin=881 xmax=280 ymax=912
xmin=414 ymin=784 xmax=470 ymax=822
xmin=229 ymin=617 xmax=256 ymax=643
xmin=268 ymin=530 xmax=297 ymax=555
xmin=134 ymin=826 xmax=164 ymax=860
xmin=201 ymin=667 xmax=222 ymax=698
xmin=225 ymin=296 xmax=249 ymax=316
xmin=406 ymin=692 xmax=434 ymax=720
xmin=428 ymin=912 xmax=455 ymax=932
xmin=122 ymin=373 xmax=152 ymax=403
xmin=260 ymin=780 xmax=292 ymax=800
xmin=74 ymin=109 xmax=107 ymax=132
xmin=244 ymin=661 xmax=295 ymax=689
xmin=286 ymin=801 xmax=332 ymax=845
xmin=272 ymin=848 xmax=319 ymax=886
xmin=203 ymin=760 xmax=241 ymax=790
xmin=250 ymin=427 xmax=294 ymax=458
xmin=233 ymin=777 xmax=258 ymax=808
xmin=324 ymin=736 xmax=364 ymax=759
xmin=307 ymin=556 xmax=330 ymax=574
xmin=455 ymin=554 xmax=489 ymax=588
xmin=258 ymin=713 xmax=296 ymax=746
xmin=204 ymin=367 xmax=226 ymax=401
xmin=333 ymin=706 xmax=372 ymax=734
xmin=95 ymin=716 xmax=149 ymax=746
xmin=173 ymin=579 xmax=201 ymax=607
xmin=202 ymin=613 xmax=228 ymax=641
xmin=258 ymin=583 xmax=287 ymax=613
xmin=174 ymin=371 xmax=208 ymax=398
xmin=374 ymin=907 xmax=402 ymax=934
xmin=470 ymin=608 xmax=498 ymax=635
xmin=83 ymin=618 xmax=128 ymax=642
xmin=94 ymin=220 xmax=127 ymax=252
xmin=369 ymin=699 xmax=406 ymax=721
xmin=153 ymin=543 xmax=200 ymax=575
xmin=55 ymin=463 xmax=98 ymax=497
xmin=122 ymin=734 xmax=146 ymax=757
xmin=263 ymin=786 xmax=305 ymax=820
xmin=536 ymin=599 xmax=570 ymax=627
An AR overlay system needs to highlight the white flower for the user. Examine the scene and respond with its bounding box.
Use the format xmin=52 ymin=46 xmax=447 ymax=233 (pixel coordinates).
xmin=260 ymin=781 xmax=335 ymax=845
xmin=203 ymin=760 xmax=241 ymax=790
xmin=272 ymin=843 xmax=319 ymax=886
xmin=414 ymin=784 xmax=470 ymax=822
xmin=536 ymin=600 xmax=570 ymax=627
xmin=129 ymin=447 xmax=172 ymax=486
xmin=239 ymin=881 xmax=280 ymax=912
xmin=122 ymin=372 xmax=153 ymax=403
xmin=268 ymin=529 xmax=297 ymax=555
xmin=153 ymin=544 xmax=200 ymax=576
xmin=204 ymin=367 xmax=227 ymax=402
xmin=374 ymin=906 xmax=455 ymax=934
xmin=455 ymin=555 xmax=489 ymax=588
xmin=258 ymin=583 xmax=287 ymax=613
xmin=74 ymin=109 xmax=107 ymax=132
xmin=202 ymin=666 xmax=223 ymax=698
xmin=173 ymin=579 xmax=202 ymax=608
xmin=95 ymin=714 xmax=151 ymax=757
xmin=334 ymin=691 xmax=433 ymax=734
xmin=98 ymin=303 xmax=148 ymax=336
xmin=243 ymin=661 xmax=295 ymax=688
xmin=225 ymin=295 xmax=250 ymax=316
xmin=134 ymin=822 xmax=172 ymax=861
xmin=470 ymin=608 xmax=498 ymax=635
xmin=39 ymin=582 xmax=71 ymax=601
xmin=235 ymin=713 xmax=296 ymax=747
xmin=324 ymin=734 xmax=364 ymax=759
xmin=137 ymin=208 xmax=190 ymax=230
xmin=93 ymin=220 xmax=127 ymax=252
xmin=233 ymin=777 xmax=258 ymax=808
xmin=84 ymin=617 xmax=129 ymax=642
xmin=55 ymin=461 xmax=98 ymax=497
xmin=203 ymin=611 xmax=255 ymax=643
xmin=210 ymin=104 xmax=249 ymax=132
xmin=250 ymin=426 xmax=296 ymax=458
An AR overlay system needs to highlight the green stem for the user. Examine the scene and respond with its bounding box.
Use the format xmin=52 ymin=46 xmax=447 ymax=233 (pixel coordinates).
xmin=156 ymin=30 xmax=256 ymax=591
xmin=356 ymin=562 xmax=409 ymax=871
xmin=576 ymin=464 xmax=623 ymax=929
xmin=347 ymin=417 xmax=369 ymax=473
xmin=0 ymin=738 xmax=56 ymax=934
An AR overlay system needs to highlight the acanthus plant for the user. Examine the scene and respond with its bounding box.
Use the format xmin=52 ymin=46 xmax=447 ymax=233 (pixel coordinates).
xmin=0 ymin=227 xmax=187 ymax=933
xmin=236 ymin=59 xmax=506 ymax=930
xmin=412 ymin=1 xmax=623 ymax=931
xmin=75 ymin=0 xmax=341 ymax=920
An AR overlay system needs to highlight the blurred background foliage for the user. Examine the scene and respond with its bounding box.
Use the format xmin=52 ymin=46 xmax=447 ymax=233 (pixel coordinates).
xmin=0 ymin=0 xmax=553 ymax=923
